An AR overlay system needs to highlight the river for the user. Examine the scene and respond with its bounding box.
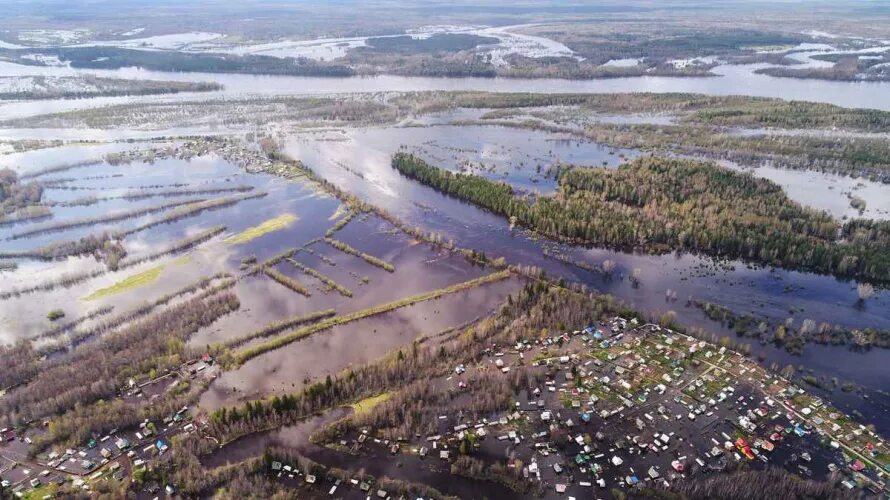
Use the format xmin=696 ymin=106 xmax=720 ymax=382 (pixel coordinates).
xmin=3 ymin=60 xmax=890 ymax=123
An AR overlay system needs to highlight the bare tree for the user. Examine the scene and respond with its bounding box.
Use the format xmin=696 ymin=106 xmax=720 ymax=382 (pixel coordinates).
xmin=800 ymin=319 xmax=817 ymax=336
xmin=857 ymin=283 xmax=874 ymax=303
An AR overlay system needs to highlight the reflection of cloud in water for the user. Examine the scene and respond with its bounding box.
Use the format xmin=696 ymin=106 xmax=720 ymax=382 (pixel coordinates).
xmin=0 ymin=142 xmax=139 ymax=173
xmin=199 ymin=277 xmax=521 ymax=411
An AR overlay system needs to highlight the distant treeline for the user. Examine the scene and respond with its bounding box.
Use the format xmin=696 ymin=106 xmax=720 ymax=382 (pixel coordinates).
xmin=0 ymin=76 xmax=222 ymax=101
xmin=393 ymin=91 xmax=890 ymax=133
xmin=2 ymin=47 xmax=355 ymax=77
xmin=362 ymin=33 xmax=499 ymax=55
xmin=391 ymin=153 xmax=890 ymax=284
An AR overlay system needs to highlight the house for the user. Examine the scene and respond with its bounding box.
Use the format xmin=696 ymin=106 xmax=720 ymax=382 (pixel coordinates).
xmin=115 ymin=437 xmax=130 ymax=450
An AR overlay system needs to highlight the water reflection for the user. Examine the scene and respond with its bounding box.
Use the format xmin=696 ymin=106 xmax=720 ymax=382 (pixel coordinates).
xmin=282 ymin=125 xmax=890 ymax=414
xmin=199 ymin=277 xmax=521 ymax=411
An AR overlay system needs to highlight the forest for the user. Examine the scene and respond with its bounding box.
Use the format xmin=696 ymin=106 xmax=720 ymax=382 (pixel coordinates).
xmin=0 ymin=76 xmax=222 ymax=101
xmin=391 ymin=153 xmax=890 ymax=284
xmin=0 ymin=168 xmax=43 ymax=215
xmin=0 ymin=47 xmax=356 ymax=77
xmin=394 ymin=91 xmax=890 ymax=133
xmin=362 ymin=33 xmax=498 ymax=54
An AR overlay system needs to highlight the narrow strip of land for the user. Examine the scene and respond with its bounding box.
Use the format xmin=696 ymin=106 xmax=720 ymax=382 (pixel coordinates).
xmin=227 ymin=269 xmax=512 ymax=367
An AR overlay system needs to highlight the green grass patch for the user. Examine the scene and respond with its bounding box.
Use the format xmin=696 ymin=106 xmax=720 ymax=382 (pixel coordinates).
xmin=83 ymin=264 xmax=165 ymax=301
xmin=220 ymin=308 xmax=337 ymax=349
xmin=325 ymin=237 xmax=395 ymax=272
xmin=288 ymin=258 xmax=353 ymax=297
xmin=351 ymin=391 xmax=393 ymax=417
xmin=23 ymin=483 xmax=59 ymax=500
xmin=227 ymin=213 xmax=298 ymax=245
xmin=264 ymin=267 xmax=311 ymax=297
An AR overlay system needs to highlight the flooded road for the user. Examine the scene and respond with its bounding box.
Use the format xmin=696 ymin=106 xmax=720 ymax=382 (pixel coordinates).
xmin=203 ymin=406 xmax=522 ymax=499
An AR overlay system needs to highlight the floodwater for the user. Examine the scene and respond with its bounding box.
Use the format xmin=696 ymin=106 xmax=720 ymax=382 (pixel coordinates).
xmin=721 ymin=161 xmax=890 ymax=221
xmin=2 ymin=46 xmax=889 ymax=441
xmin=3 ymin=59 xmax=890 ymax=124
xmin=0 ymin=145 xmax=339 ymax=343
xmin=189 ymin=217 xmax=498 ymax=349
xmin=198 ymin=271 xmax=521 ymax=411
xmin=352 ymin=125 xmax=636 ymax=193
xmin=203 ymin=405 xmax=519 ymax=499
xmin=283 ymin=124 xmax=890 ymax=424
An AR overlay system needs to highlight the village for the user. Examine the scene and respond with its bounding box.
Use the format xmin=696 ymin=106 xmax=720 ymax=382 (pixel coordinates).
xmin=302 ymin=318 xmax=890 ymax=499
xmin=6 ymin=318 xmax=890 ymax=498
xmin=3 ymin=316 xmax=889 ymax=499
xmin=0 ymin=356 xmax=218 ymax=499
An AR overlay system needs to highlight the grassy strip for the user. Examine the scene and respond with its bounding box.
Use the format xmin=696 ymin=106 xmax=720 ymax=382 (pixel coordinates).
xmin=351 ymin=391 xmax=392 ymax=417
xmin=7 ymin=198 xmax=202 ymax=240
xmin=325 ymin=237 xmax=395 ymax=273
xmin=220 ymin=309 xmax=337 ymax=350
xmin=263 ymin=268 xmax=311 ymax=297
xmin=83 ymin=265 xmax=165 ymax=301
xmin=36 ymin=305 xmax=114 ymax=340
xmin=324 ymin=210 xmax=354 ymax=237
xmin=38 ymin=274 xmax=234 ymax=355
xmin=228 ymin=269 xmax=512 ymax=366
xmin=115 ymin=192 xmax=266 ymax=238
xmin=287 ymin=258 xmax=353 ymax=297
xmin=0 ymin=206 xmax=52 ymax=228
xmin=227 ymin=213 xmax=298 ymax=245
xmin=19 ymin=160 xmax=103 ymax=180
xmin=0 ymin=226 xmax=225 ymax=300
xmin=45 ymin=185 xmax=255 ymax=207
xmin=240 ymin=248 xmax=297 ymax=277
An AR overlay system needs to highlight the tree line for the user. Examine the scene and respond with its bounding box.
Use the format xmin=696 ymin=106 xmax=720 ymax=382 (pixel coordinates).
xmin=391 ymin=153 xmax=890 ymax=284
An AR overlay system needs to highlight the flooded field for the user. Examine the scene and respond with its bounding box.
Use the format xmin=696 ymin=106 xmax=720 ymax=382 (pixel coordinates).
xmin=199 ymin=274 xmax=520 ymax=411
xmin=0 ymin=144 xmax=340 ymax=343
xmin=1 ymin=25 xmax=890 ymax=496
xmin=282 ymin=123 xmax=890 ymax=426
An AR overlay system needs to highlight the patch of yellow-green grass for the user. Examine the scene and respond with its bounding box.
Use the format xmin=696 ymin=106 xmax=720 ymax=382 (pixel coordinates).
xmin=227 ymin=213 xmax=298 ymax=245
xmin=173 ymin=254 xmax=193 ymax=266
xmin=23 ymin=483 xmax=59 ymax=500
xmin=83 ymin=265 xmax=165 ymax=301
xmin=328 ymin=204 xmax=348 ymax=221
xmin=351 ymin=392 xmax=392 ymax=417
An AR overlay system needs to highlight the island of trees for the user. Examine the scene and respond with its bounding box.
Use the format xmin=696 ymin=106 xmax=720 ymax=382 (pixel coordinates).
xmin=391 ymin=153 xmax=890 ymax=284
